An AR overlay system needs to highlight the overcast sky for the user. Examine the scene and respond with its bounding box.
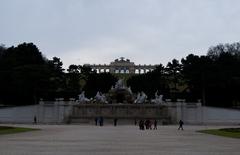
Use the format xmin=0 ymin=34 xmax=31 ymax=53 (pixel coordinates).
xmin=1 ymin=0 xmax=240 ymax=68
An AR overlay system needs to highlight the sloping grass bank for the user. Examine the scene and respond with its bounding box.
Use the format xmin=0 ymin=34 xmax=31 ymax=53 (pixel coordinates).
xmin=0 ymin=126 xmax=38 ymax=135
xmin=198 ymin=128 xmax=240 ymax=138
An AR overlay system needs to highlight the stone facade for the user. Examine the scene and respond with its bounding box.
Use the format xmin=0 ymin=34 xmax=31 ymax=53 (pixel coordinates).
xmin=1 ymin=101 xmax=240 ymax=125
xmin=85 ymin=57 xmax=157 ymax=74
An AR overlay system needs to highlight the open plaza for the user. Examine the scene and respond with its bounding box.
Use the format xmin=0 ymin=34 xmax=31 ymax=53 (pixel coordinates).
xmin=0 ymin=124 xmax=239 ymax=155
xmin=2 ymin=1 xmax=240 ymax=155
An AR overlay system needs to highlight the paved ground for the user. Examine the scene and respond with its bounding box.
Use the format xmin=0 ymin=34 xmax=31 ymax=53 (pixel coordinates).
xmin=0 ymin=124 xmax=239 ymax=155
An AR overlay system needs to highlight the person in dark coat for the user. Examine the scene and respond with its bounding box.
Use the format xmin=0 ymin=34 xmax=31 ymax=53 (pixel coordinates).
xmin=114 ymin=118 xmax=118 ymax=126
xmin=139 ymin=120 xmax=144 ymax=130
xmin=178 ymin=120 xmax=184 ymax=130
xmin=34 ymin=116 xmax=37 ymax=124
xmin=94 ymin=117 xmax=98 ymax=126
xmin=154 ymin=120 xmax=157 ymax=130
xmin=149 ymin=120 xmax=153 ymax=130
xmin=144 ymin=120 xmax=148 ymax=129
xmin=99 ymin=117 xmax=104 ymax=126
xmin=134 ymin=119 xmax=137 ymax=126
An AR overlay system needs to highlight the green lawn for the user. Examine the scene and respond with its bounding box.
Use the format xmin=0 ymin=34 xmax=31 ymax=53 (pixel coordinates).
xmin=0 ymin=126 xmax=39 ymax=135
xmin=198 ymin=128 xmax=240 ymax=139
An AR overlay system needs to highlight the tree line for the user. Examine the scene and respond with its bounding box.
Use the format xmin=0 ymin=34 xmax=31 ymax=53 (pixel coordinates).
xmin=1 ymin=42 xmax=240 ymax=107
xmin=0 ymin=43 xmax=116 ymax=105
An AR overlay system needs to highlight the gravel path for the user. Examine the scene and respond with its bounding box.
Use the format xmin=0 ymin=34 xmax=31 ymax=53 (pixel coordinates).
xmin=0 ymin=124 xmax=239 ymax=155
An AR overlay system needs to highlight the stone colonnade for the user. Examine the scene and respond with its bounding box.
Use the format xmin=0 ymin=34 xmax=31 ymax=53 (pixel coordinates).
xmin=84 ymin=58 xmax=157 ymax=74
xmin=89 ymin=64 xmax=156 ymax=74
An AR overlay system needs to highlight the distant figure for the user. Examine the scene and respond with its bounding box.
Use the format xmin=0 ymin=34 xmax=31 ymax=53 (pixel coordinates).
xmin=114 ymin=118 xmax=118 ymax=126
xmin=154 ymin=120 xmax=157 ymax=130
xmin=178 ymin=120 xmax=184 ymax=130
xmin=139 ymin=120 xmax=145 ymax=130
xmin=145 ymin=120 xmax=150 ymax=130
xmin=94 ymin=117 xmax=98 ymax=126
xmin=99 ymin=117 xmax=104 ymax=126
xmin=149 ymin=120 xmax=152 ymax=130
xmin=134 ymin=119 xmax=137 ymax=126
xmin=34 ymin=116 xmax=37 ymax=124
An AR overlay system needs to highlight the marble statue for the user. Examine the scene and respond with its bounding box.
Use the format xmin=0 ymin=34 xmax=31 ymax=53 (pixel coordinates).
xmin=127 ymin=87 xmax=132 ymax=94
xmin=115 ymin=79 xmax=125 ymax=89
xmin=134 ymin=91 xmax=147 ymax=104
xmin=140 ymin=91 xmax=147 ymax=102
xmin=134 ymin=92 xmax=141 ymax=103
xmin=151 ymin=91 xmax=163 ymax=104
xmin=95 ymin=91 xmax=107 ymax=103
xmin=78 ymin=91 xmax=90 ymax=103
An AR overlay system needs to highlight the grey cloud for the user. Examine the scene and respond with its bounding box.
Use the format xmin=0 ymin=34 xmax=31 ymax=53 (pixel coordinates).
xmin=1 ymin=0 xmax=240 ymax=68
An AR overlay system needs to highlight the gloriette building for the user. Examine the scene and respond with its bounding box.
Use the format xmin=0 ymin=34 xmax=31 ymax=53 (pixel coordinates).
xmin=85 ymin=57 xmax=157 ymax=74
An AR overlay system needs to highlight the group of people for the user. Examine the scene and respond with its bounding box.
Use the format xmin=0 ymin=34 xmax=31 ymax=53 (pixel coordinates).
xmin=138 ymin=119 xmax=184 ymax=130
xmin=138 ymin=119 xmax=158 ymax=130
xmin=94 ymin=117 xmax=184 ymax=130
xmin=94 ymin=117 xmax=118 ymax=126
xmin=94 ymin=117 xmax=104 ymax=126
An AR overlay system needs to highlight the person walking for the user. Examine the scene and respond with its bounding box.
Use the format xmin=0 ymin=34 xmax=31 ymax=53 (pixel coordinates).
xmin=114 ymin=118 xmax=118 ymax=126
xmin=178 ymin=120 xmax=184 ymax=130
xmin=94 ymin=117 xmax=98 ymax=126
xmin=134 ymin=119 xmax=137 ymax=126
xmin=100 ymin=117 xmax=104 ymax=126
xmin=145 ymin=120 xmax=149 ymax=130
xmin=34 ymin=115 xmax=37 ymax=124
xmin=139 ymin=120 xmax=144 ymax=130
xmin=149 ymin=120 xmax=153 ymax=130
xmin=154 ymin=120 xmax=157 ymax=130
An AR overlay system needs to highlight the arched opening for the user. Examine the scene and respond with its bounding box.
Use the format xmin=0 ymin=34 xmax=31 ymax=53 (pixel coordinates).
xmin=135 ymin=69 xmax=140 ymax=74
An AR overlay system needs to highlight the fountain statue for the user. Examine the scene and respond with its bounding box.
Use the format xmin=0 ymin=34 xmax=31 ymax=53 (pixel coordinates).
xmin=114 ymin=79 xmax=125 ymax=89
xmin=108 ymin=79 xmax=134 ymax=103
xmin=78 ymin=91 xmax=90 ymax=103
xmin=151 ymin=91 xmax=163 ymax=104
xmin=134 ymin=92 xmax=141 ymax=103
xmin=134 ymin=91 xmax=147 ymax=104
xmin=127 ymin=86 xmax=132 ymax=94
xmin=95 ymin=91 xmax=108 ymax=103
